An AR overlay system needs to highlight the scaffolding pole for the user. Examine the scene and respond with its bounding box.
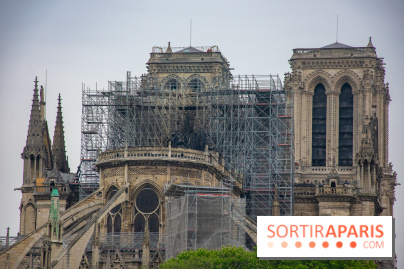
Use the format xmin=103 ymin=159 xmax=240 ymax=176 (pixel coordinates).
xmin=79 ymin=73 xmax=294 ymax=218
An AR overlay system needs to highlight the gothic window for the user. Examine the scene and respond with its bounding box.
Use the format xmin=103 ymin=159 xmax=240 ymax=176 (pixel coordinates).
xmin=35 ymin=155 xmax=41 ymax=178
xmin=114 ymin=214 xmax=121 ymax=234
xmin=134 ymin=214 xmax=145 ymax=233
xmin=164 ymin=78 xmax=180 ymax=90
xmin=135 ymin=186 xmax=159 ymax=213
xmin=106 ymin=185 xmax=118 ymax=201
xmin=338 ymin=83 xmax=353 ymax=166
xmin=30 ymin=155 xmax=35 ymax=179
xmin=149 ymin=213 xmax=159 ymax=233
xmin=24 ymin=204 xmax=36 ymax=234
xmin=187 ymin=78 xmax=204 ymax=92
xmin=133 ymin=184 xmax=160 ymax=241
xmin=107 ymin=214 xmax=113 ymax=233
xmin=106 ymin=200 xmax=122 ymax=235
xmin=312 ymin=83 xmax=327 ymax=166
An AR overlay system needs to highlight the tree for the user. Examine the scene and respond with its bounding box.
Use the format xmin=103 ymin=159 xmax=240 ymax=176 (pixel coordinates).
xmin=161 ymin=246 xmax=376 ymax=269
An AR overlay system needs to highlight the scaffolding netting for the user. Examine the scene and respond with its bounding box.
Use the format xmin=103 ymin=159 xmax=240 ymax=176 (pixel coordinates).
xmin=165 ymin=192 xmax=246 ymax=260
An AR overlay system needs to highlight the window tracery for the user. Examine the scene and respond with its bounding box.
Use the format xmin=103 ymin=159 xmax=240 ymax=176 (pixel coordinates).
xmin=312 ymin=83 xmax=327 ymax=166
xmin=338 ymin=83 xmax=353 ymax=166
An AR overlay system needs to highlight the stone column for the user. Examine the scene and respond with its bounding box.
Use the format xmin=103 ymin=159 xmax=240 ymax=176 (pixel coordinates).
xmin=33 ymin=157 xmax=37 ymax=183
xmin=92 ymin=223 xmax=100 ymax=269
xmin=125 ymin=163 xmax=129 ymax=185
xmin=38 ymin=158 xmax=43 ymax=179
xmin=303 ymin=91 xmax=313 ymax=166
xmin=326 ymin=89 xmax=338 ymax=167
xmin=368 ymin=165 xmax=371 ymax=193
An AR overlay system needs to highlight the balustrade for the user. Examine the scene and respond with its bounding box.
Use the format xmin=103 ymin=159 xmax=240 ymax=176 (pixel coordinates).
xmin=98 ymin=147 xmax=224 ymax=170
xmin=316 ymin=186 xmax=353 ymax=195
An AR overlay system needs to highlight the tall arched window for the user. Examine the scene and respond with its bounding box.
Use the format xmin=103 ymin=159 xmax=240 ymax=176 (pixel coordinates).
xmin=106 ymin=185 xmax=118 ymax=201
xmin=114 ymin=214 xmax=121 ymax=234
xmin=107 ymin=214 xmax=113 ymax=233
xmin=312 ymin=83 xmax=327 ymax=166
xmin=30 ymin=155 xmax=35 ymax=179
xmin=133 ymin=184 xmax=160 ymax=243
xmin=338 ymin=83 xmax=353 ymax=166
xmin=187 ymin=78 xmax=204 ymax=92
xmin=164 ymin=78 xmax=180 ymax=90
xmin=24 ymin=204 xmax=36 ymax=234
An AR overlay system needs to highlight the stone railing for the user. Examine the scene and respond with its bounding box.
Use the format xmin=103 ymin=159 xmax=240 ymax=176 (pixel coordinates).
xmin=294 ymin=186 xmax=316 ymax=196
xmin=152 ymin=46 xmax=221 ymax=54
xmin=292 ymin=47 xmax=376 ymax=58
xmin=34 ymin=185 xmax=68 ymax=194
xmin=316 ymin=186 xmax=354 ymax=195
xmin=299 ymin=166 xmax=356 ymax=174
xmin=98 ymin=146 xmax=224 ymax=170
xmin=98 ymin=147 xmax=243 ymax=187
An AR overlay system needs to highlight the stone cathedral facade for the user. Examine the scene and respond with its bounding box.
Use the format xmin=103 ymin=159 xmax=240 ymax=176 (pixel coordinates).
xmin=285 ymin=39 xmax=397 ymax=218
xmin=0 ymin=39 xmax=397 ymax=269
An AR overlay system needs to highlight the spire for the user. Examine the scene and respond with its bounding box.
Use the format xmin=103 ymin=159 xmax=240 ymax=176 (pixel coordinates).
xmin=367 ymin=37 xmax=374 ymax=47
xmin=40 ymin=86 xmax=46 ymax=121
xmin=22 ymin=77 xmax=52 ymax=185
xmin=52 ymin=94 xmax=69 ymax=173
xmin=25 ymin=77 xmax=43 ymax=145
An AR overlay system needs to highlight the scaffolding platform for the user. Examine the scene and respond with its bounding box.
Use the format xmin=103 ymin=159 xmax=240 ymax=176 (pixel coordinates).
xmin=79 ymin=72 xmax=294 ymax=218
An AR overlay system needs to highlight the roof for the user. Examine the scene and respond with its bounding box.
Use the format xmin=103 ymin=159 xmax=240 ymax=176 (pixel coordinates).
xmin=51 ymin=188 xmax=60 ymax=197
xmin=174 ymin=46 xmax=203 ymax=53
xmin=321 ymin=42 xmax=353 ymax=49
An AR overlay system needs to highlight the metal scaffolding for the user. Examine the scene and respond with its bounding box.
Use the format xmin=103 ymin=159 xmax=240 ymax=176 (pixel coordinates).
xmin=79 ymin=71 xmax=294 ymax=217
xmin=164 ymin=183 xmax=246 ymax=260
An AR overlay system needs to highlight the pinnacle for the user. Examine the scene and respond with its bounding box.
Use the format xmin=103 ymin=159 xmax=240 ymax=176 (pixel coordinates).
xmin=25 ymin=77 xmax=43 ymax=145
xmin=367 ymin=37 xmax=374 ymax=48
xmin=52 ymin=94 xmax=70 ymax=173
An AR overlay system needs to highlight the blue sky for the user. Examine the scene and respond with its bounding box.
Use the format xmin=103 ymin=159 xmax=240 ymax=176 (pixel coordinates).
xmin=0 ymin=0 xmax=403 ymax=265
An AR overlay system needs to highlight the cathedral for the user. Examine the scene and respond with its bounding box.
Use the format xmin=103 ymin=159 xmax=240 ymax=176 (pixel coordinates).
xmin=0 ymin=39 xmax=397 ymax=268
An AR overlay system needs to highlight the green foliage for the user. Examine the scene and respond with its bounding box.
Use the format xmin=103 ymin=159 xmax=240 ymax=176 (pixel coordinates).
xmin=161 ymin=246 xmax=376 ymax=269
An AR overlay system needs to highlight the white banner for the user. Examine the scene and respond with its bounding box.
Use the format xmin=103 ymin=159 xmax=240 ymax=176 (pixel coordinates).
xmin=257 ymin=216 xmax=394 ymax=259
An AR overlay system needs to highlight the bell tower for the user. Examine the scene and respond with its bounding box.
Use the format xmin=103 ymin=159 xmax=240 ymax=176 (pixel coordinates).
xmin=285 ymin=39 xmax=397 ymax=217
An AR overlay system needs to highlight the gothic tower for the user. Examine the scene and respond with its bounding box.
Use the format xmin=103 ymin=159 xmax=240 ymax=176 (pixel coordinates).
xmin=284 ymin=39 xmax=397 ymax=217
xmin=19 ymin=77 xmax=52 ymax=235
xmin=18 ymin=79 xmax=73 ymax=235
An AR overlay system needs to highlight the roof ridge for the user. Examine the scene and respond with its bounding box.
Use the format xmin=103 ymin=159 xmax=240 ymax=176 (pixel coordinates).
xmin=321 ymin=42 xmax=353 ymax=49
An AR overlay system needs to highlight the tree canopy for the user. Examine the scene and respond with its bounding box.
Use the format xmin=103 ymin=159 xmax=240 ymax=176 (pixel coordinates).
xmin=161 ymin=246 xmax=376 ymax=269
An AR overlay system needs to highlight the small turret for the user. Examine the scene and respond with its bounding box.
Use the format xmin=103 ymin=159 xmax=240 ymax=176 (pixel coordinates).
xmin=48 ymin=189 xmax=62 ymax=243
xmin=165 ymin=41 xmax=173 ymax=53
xmin=367 ymin=37 xmax=374 ymax=48
xmin=41 ymin=189 xmax=63 ymax=268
